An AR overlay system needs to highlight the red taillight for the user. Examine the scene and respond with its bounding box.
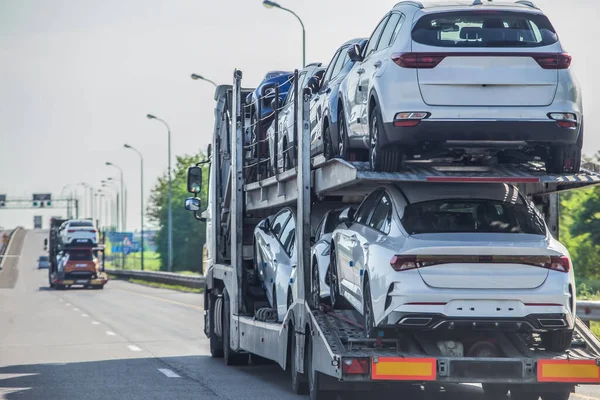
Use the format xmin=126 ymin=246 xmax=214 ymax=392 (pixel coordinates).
xmin=90 ymin=229 xmax=97 ymax=233
xmin=545 ymin=256 xmax=570 ymax=273
xmin=68 ymin=230 xmax=76 ymax=233
xmin=390 ymin=255 xmax=570 ymax=272
xmin=390 ymin=255 xmax=419 ymax=271
xmin=534 ymin=53 xmax=571 ymax=70
xmin=341 ymin=358 xmax=370 ymax=375
xmin=393 ymin=112 xmax=429 ymax=127
xmin=548 ymin=113 xmax=577 ymax=129
xmin=392 ymin=53 xmax=445 ymax=69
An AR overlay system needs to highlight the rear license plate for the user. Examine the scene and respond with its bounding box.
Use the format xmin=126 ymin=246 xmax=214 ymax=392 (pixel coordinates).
xmin=77 ymin=239 xmax=88 ymax=242
xmin=76 ymin=280 xmax=88 ymax=284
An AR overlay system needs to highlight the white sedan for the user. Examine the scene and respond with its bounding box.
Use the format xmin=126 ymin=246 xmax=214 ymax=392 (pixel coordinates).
xmin=329 ymin=183 xmax=575 ymax=351
xmin=59 ymin=219 xmax=98 ymax=247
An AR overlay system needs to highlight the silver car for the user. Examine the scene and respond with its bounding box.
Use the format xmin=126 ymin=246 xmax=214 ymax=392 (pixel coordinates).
xmin=329 ymin=182 xmax=575 ymax=352
xmin=340 ymin=1 xmax=583 ymax=173
xmin=254 ymin=207 xmax=297 ymax=322
xmin=310 ymin=209 xmax=344 ymax=306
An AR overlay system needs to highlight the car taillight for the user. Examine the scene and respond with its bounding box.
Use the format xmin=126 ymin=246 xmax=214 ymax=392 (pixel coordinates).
xmin=392 ymin=53 xmax=445 ymax=69
xmin=545 ymin=256 xmax=570 ymax=273
xmin=390 ymin=255 xmax=419 ymax=271
xmin=548 ymin=113 xmax=577 ymax=129
xmin=341 ymin=358 xmax=370 ymax=375
xmin=90 ymin=229 xmax=97 ymax=233
xmin=394 ymin=112 xmax=430 ymax=127
xmin=533 ymin=53 xmax=571 ymax=70
xmin=68 ymin=230 xmax=76 ymax=233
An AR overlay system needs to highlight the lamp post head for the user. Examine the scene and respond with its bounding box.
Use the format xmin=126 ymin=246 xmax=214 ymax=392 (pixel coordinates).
xmin=191 ymin=74 xmax=203 ymax=80
xmin=146 ymin=114 xmax=156 ymax=120
xmin=263 ymin=0 xmax=281 ymax=8
xmin=124 ymin=144 xmax=131 ymax=149
xmin=105 ymin=162 xmax=112 ymax=166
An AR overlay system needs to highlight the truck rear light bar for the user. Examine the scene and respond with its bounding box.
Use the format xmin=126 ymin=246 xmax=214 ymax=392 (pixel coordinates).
xmin=390 ymin=255 xmax=570 ymax=272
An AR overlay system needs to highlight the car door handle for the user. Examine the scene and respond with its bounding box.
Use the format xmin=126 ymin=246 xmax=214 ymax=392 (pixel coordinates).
xmin=373 ymin=61 xmax=382 ymax=68
xmin=357 ymin=68 xmax=365 ymax=74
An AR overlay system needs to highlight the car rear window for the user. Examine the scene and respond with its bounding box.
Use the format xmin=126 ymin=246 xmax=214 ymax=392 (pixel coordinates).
xmin=401 ymin=199 xmax=546 ymax=235
xmin=39 ymin=256 xmax=49 ymax=261
xmin=412 ymin=11 xmax=558 ymax=47
xmin=67 ymin=250 xmax=94 ymax=261
xmin=69 ymin=221 xmax=93 ymax=227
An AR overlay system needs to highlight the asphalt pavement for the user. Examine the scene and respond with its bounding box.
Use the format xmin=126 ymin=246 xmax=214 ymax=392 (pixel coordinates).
xmin=1 ymin=230 xmax=600 ymax=400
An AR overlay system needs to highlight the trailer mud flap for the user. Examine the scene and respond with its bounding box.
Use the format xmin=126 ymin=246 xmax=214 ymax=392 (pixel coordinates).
xmin=371 ymin=357 xmax=436 ymax=381
xmin=538 ymin=359 xmax=600 ymax=383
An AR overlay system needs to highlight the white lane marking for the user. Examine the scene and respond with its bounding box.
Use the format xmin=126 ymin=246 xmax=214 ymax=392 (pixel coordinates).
xmin=128 ymin=345 xmax=141 ymax=352
xmin=73 ymin=308 xmax=79 ymax=311
xmin=91 ymin=321 xmax=100 ymax=325
xmin=65 ymin=303 xmax=71 ymax=306
xmin=106 ymin=331 xmax=116 ymax=336
xmin=158 ymin=369 xmax=180 ymax=378
xmin=81 ymin=314 xmax=88 ymax=317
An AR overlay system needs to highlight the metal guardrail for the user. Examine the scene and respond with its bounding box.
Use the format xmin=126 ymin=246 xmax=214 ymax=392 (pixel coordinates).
xmin=105 ymin=268 xmax=205 ymax=289
xmin=577 ymin=300 xmax=600 ymax=322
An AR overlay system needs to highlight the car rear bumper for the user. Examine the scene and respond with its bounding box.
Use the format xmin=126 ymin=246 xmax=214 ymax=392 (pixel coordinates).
xmin=381 ymin=120 xmax=580 ymax=148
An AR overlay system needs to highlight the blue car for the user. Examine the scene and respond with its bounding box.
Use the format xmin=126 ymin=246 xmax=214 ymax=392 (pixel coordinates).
xmin=246 ymin=71 xmax=293 ymax=126
xmin=309 ymin=38 xmax=367 ymax=160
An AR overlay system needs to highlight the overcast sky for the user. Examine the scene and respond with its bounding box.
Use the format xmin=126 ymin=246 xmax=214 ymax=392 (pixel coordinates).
xmin=1 ymin=0 xmax=598 ymax=230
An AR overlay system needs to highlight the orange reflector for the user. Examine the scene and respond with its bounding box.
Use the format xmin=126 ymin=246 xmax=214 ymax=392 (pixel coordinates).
xmin=538 ymin=359 xmax=600 ymax=383
xmin=371 ymin=357 xmax=436 ymax=381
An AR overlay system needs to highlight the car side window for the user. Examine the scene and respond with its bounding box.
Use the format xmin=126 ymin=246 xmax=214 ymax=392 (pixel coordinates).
xmin=355 ymin=191 xmax=382 ymax=225
xmin=279 ymin=216 xmax=295 ymax=254
xmin=271 ymin=210 xmax=291 ymax=237
xmin=364 ymin=15 xmax=390 ymax=59
xmin=329 ymin=49 xmax=348 ymax=80
xmin=315 ymin=215 xmax=325 ymax=240
xmin=377 ymin=13 xmax=402 ymax=51
xmin=388 ymin=14 xmax=405 ymax=47
xmin=284 ymin=72 xmax=307 ymax=106
xmin=368 ymin=194 xmax=392 ymax=235
xmin=323 ymin=50 xmax=341 ymax=84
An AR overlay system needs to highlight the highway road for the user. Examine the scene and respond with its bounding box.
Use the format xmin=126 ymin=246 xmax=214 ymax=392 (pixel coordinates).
xmin=2 ymin=230 xmax=600 ymax=400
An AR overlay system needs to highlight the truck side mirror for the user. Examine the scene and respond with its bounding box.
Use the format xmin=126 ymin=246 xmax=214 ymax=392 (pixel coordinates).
xmin=187 ymin=166 xmax=203 ymax=194
xmin=44 ymin=238 xmax=48 ymax=250
xmin=185 ymin=197 xmax=201 ymax=212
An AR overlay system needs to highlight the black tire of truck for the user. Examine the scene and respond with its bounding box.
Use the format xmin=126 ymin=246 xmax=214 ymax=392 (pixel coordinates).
xmin=209 ymin=291 xmax=224 ymax=358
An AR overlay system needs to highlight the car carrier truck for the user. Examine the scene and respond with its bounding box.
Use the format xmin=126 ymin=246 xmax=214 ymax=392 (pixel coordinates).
xmin=44 ymin=217 xmax=108 ymax=290
xmin=184 ymin=69 xmax=600 ymax=400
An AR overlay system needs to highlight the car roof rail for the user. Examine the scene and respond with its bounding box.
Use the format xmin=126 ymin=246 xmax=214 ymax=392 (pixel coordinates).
xmin=394 ymin=1 xmax=424 ymax=9
xmin=515 ymin=0 xmax=538 ymax=8
xmin=305 ymin=62 xmax=323 ymax=68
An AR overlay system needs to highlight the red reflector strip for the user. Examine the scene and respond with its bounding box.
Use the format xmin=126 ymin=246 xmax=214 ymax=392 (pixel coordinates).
xmin=538 ymin=359 xmax=600 ymax=383
xmin=426 ymin=176 xmax=540 ymax=183
xmin=371 ymin=357 xmax=437 ymax=381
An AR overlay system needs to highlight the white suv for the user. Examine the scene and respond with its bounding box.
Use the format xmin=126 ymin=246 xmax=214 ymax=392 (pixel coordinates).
xmin=340 ymin=0 xmax=583 ymax=173
xmin=59 ymin=219 xmax=98 ymax=247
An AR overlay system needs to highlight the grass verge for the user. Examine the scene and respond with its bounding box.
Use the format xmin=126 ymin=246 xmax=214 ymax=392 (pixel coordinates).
xmin=108 ymin=274 xmax=203 ymax=293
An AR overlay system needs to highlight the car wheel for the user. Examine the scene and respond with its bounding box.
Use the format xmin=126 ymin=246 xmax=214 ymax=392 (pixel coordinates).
xmin=363 ymin=278 xmax=376 ymax=338
xmin=311 ymin=260 xmax=320 ymax=309
xmin=369 ymin=104 xmax=402 ymax=172
xmin=328 ymin=248 xmax=342 ymax=309
xmin=323 ymin=124 xmax=334 ymax=160
xmin=545 ymin=145 xmax=581 ymax=174
xmin=541 ymin=330 xmax=573 ymax=352
xmin=337 ymin=109 xmax=350 ymax=160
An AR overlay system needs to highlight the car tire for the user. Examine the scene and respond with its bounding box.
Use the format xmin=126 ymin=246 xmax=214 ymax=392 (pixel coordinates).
xmin=311 ymin=260 xmax=321 ymax=309
xmin=328 ymin=248 xmax=342 ymax=309
xmin=369 ymin=104 xmax=403 ymax=172
xmin=545 ymin=144 xmax=582 ymax=174
xmin=337 ymin=109 xmax=350 ymax=160
xmin=363 ymin=277 xmax=376 ymax=338
xmin=541 ymin=330 xmax=573 ymax=352
xmin=323 ymin=124 xmax=334 ymax=160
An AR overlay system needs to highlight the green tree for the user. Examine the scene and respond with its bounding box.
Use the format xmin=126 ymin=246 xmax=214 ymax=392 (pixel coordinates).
xmin=147 ymin=153 xmax=208 ymax=273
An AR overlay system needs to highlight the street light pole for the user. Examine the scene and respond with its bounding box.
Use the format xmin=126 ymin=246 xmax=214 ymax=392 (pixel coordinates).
xmin=124 ymin=143 xmax=145 ymax=271
xmin=146 ymin=114 xmax=173 ymax=273
xmin=262 ymin=0 xmax=305 ymax=67
xmin=101 ymin=181 xmax=119 ymax=231
xmin=105 ymin=162 xmax=125 ymax=232
xmin=190 ymin=74 xmax=218 ymax=87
